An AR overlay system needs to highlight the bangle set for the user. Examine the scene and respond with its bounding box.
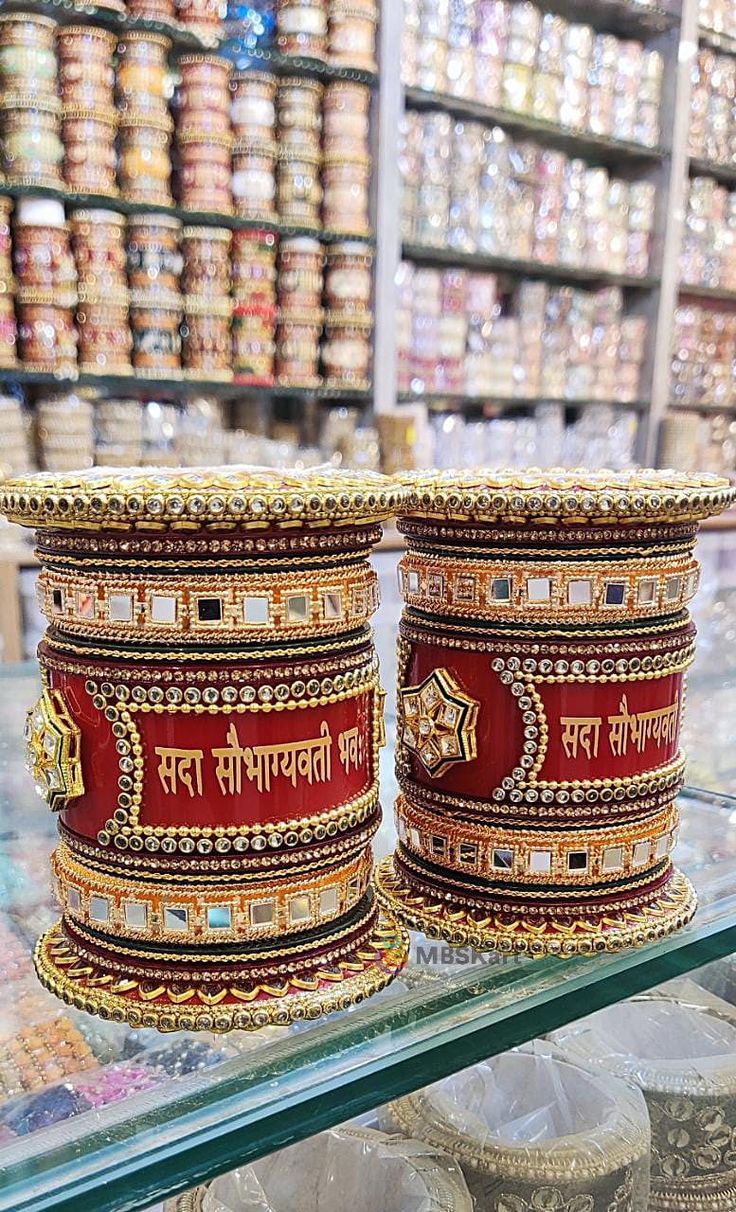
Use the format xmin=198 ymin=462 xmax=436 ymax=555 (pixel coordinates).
xmin=4 ymin=466 xmax=408 ymax=1032
xmin=1 ymin=466 xmax=734 ymax=1029
xmin=374 ymin=469 xmax=733 ymax=958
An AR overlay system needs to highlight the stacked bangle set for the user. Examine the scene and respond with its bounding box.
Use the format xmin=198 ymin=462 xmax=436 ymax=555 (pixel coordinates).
xmin=1 ymin=465 xmax=733 ymax=1030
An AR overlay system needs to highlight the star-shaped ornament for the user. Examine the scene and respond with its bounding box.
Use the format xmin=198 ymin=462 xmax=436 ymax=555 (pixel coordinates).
xmin=25 ymin=689 xmax=84 ymax=812
xmin=400 ymin=668 xmax=479 ymax=777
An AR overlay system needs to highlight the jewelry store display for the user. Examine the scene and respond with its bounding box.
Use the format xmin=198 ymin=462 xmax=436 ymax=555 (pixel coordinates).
xmin=671 ymin=303 xmax=736 ymax=412
xmin=117 ymin=33 xmax=175 ymax=208
xmin=552 ymin=989 xmax=736 ymax=1211
xmin=403 ymin=0 xmax=663 ymax=146
xmin=401 ymin=113 xmax=656 ymax=269
xmin=13 ymin=197 xmax=78 ymax=376
xmin=0 ymin=4 xmax=377 ymax=405
xmin=680 ymin=177 xmax=736 ymax=294
xmin=1 ymin=467 xmax=407 ymax=1031
xmin=166 ymin=1126 xmax=474 ymax=1212
xmin=375 ymin=469 xmax=735 ymax=956
xmin=384 ymin=1049 xmax=651 ymax=1211
xmin=397 ymin=269 xmax=647 ymax=403
xmin=0 ymin=1036 xmax=232 ymax=1136
xmin=35 ymin=391 xmax=94 ymax=471
xmin=0 ymin=13 xmax=64 ymax=190
xmin=689 ymin=46 xmax=736 ymax=170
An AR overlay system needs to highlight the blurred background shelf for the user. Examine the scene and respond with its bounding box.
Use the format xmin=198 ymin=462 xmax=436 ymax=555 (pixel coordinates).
xmin=395 ymin=391 xmax=649 ymax=410
xmin=403 ymin=86 xmax=667 ymax=165
xmin=0 ymin=369 xmax=373 ymax=402
xmin=402 ymin=242 xmax=659 ymax=289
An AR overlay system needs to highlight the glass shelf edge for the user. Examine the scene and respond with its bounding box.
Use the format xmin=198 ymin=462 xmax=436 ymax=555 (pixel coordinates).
xmin=0 ymin=369 xmax=373 ymax=402
xmin=7 ymin=915 xmax=736 ymax=1212
xmin=396 ymin=393 xmax=649 ymax=410
xmin=678 ymin=281 xmax=736 ymax=303
xmin=3 ymin=787 xmax=736 ymax=1212
xmin=0 ymin=184 xmax=376 ymax=246
xmin=689 ymin=157 xmax=736 ymax=187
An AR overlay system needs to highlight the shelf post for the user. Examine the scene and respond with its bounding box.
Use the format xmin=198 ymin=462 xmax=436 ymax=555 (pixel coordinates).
xmin=642 ymin=0 xmax=699 ymax=464
xmin=372 ymin=0 xmax=404 ymax=415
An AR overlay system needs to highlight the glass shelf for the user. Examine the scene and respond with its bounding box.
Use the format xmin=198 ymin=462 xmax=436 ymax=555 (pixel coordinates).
xmin=404 ymin=86 xmax=666 ymax=168
xmin=1 ymin=532 xmax=735 ymax=1212
xmin=669 ymin=398 xmax=736 ymax=414
xmin=0 ymin=369 xmax=373 ymax=403
xmin=403 ymin=242 xmax=659 ymax=290
xmin=0 ymin=0 xmax=378 ymax=83
xmin=395 ymin=391 xmax=649 ymax=411
xmin=689 ymin=156 xmax=736 ymax=188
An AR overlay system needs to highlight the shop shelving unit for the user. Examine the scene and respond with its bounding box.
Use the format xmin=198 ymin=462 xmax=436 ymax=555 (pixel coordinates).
xmin=0 ymin=0 xmax=380 ymax=417
xmin=0 ymin=0 xmax=731 ymax=464
xmin=645 ymin=0 xmax=736 ymax=450
xmin=372 ymin=0 xmax=736 ymax=469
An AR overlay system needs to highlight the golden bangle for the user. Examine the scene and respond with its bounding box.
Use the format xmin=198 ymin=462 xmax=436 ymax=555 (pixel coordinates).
xmin=395 ymin=635 xmax=690 ymax=811
xmin=39 ymin=562 xmax=380 ymax=643
xmin=52 ymin=843 xmax=372 ymax=944
xmin=398 ymin=551 xmax=700 ymax=623
xmin=2 ymin=467 xmax=400 ymax=531
xmin=42 ymin=629 xmax=374 ymax=665
xmin=34 ymin=913 xmax=409 ymax=1033
xmin=396 ymin=794 xmax=680 ymax=887
xmin=35 ymin=523 xmax=385 ymax=560
xmin=394 ymin=468 xmax=733 ymax=526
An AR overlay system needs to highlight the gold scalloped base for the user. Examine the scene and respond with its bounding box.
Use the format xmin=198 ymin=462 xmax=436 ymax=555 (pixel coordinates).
xmin=374 ymin=856 xmax=697 ymax=957
xmin=34 ymin=914 xmax=409 ymax=1033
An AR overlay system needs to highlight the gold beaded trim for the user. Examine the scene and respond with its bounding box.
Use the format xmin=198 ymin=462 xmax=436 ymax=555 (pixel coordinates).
xmin=399 ymin=761 xmax=685 ymax=824
xmin=400 ymin=519 xmax=698 ymax=548
xmin=38 ymin=547 xmax=365 ymax=573
xmin=405 ymin=537 xmax=696 ymax=561
xmin=402 ymin=609 xmax=693 ymax=642
xmin=61 ymin=813 xmax=379 ymax=876
xmin=388 ymin=1097 xmax=649 ymax=1185
xmin=374 ymin=856 xmax=697 ymax=957
xmin=43 ymin=627 xmax=373 ymax=664
xmin=649 ymin=1181 xmax=736 ymax=1211
xmin=53 ymin=843 xmax=372 ymax=944
xmin=396 ymin=795 xmax=679 ymax=887
xmin=398 ymin=551 xmax=699 ymax=623
xmin=1 ymin=467 xmax=401 ymax=531
xmin=34 ymin=914 xmax=409 ymax=1032
xmin=40 ymin=564 xmax=379 ymax=643
xmin=40 ymin=638 xmax=372 ymax=684
xmin=37 ymin=525 xmax=384 ymax=558
xmin=396 ymin=468 xmax=735 ymax=526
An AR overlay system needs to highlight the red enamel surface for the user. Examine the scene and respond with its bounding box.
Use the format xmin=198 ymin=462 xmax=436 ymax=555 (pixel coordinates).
xmin=51 ymin=668 xmax=376 ymax=840
xmin=403 ymin=640 xmax=684 ymax=797
xmin=538 ymin=673 xmax=682 ymax=782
